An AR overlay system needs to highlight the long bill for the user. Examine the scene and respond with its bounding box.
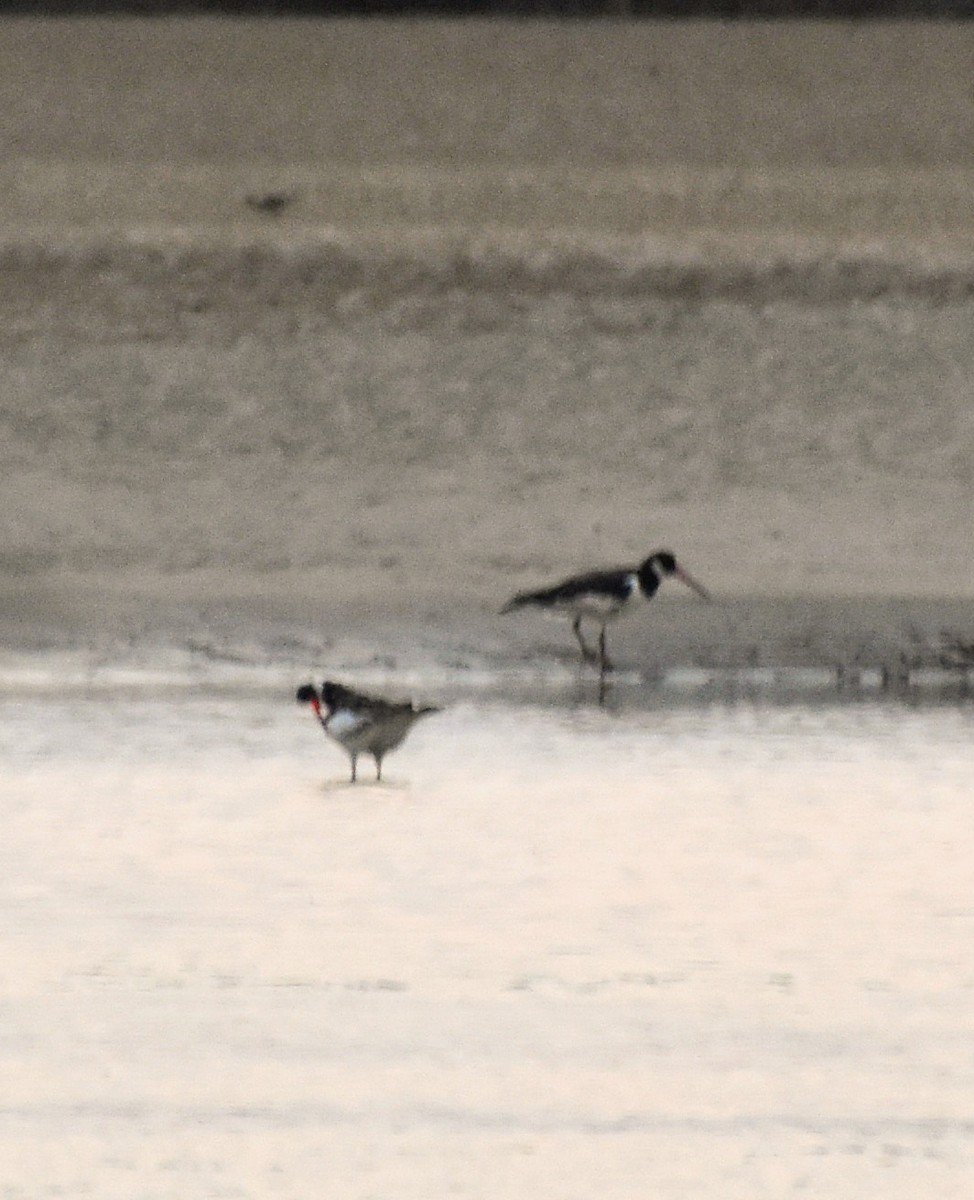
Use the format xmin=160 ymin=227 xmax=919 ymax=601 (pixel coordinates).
xmin=674 ymin=566 xmax=711 ymax=602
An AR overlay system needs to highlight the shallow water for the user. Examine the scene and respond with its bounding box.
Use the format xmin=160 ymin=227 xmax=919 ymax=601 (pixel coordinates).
xmin=2 ymin=673 xmax=973 ymax=1198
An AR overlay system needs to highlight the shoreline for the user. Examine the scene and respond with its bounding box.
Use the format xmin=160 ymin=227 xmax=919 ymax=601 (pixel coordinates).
xmin=3 ymin=571 xmax=974 ymax=682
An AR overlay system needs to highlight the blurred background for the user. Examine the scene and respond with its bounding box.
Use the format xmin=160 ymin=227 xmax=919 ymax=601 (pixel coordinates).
xmin=4 ymin=1 xmax=974 ymax=16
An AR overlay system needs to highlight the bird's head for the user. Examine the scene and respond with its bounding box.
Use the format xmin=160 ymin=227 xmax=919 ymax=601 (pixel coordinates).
xmin=295 ymin=683 xmax=321 ymax=715
xmin=640 ymin=550 xmax=711 ymax=601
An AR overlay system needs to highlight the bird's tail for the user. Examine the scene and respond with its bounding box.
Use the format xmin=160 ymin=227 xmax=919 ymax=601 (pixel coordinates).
xmin=415 ymin=704 xmax=442 ymax=717
xmin=500 ymin=593 xmax=530 ymax=615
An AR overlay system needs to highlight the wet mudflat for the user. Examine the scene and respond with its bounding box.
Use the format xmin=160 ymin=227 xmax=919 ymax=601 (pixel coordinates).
xmin=1 ymin=675 xmax=972 ymax=1198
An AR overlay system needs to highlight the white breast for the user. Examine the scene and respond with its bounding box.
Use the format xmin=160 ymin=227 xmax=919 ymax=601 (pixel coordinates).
xmin=326 ymin=709 xmax=368 ymax=741
xmin=575 ymin=574 xmax=640 ymax=620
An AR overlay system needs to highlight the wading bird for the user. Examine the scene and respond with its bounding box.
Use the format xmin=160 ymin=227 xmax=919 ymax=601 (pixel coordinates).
xmin=296 ymin=680 xmax=441 ymax=783
xmin=501 ymin=549 xmax=710 ymax=674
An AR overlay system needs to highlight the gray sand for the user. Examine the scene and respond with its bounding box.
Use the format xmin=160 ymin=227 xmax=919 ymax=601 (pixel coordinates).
xmin=2 ymin=18 xmax=974 ymax=672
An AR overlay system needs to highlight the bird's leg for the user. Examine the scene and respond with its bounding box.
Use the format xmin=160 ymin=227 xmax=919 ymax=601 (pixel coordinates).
xmin=572 ymin=616 xmax=598 ymax=663
xmin=375 ymin=755 xmax=383 ymax=783
xmin=598 ymin=625 xmax=614 ymax=674
xmin=350 ymin=753 xmax=358 ymax=784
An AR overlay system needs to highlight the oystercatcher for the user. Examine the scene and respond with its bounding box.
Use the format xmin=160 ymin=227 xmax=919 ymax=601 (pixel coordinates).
xmin=296 ymin=680 xmax=441 ymax=783
xmin=501 ymin=549 xmax=710 ymax=673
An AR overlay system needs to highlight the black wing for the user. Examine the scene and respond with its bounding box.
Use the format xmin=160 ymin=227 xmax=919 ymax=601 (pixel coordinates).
xmin=322 ymin=680 xmax=425 ymax=720
xmin=509 ymin=567 xmax=634 ymax=607
xmin=321 ymin=680 xmax=381 ymax=713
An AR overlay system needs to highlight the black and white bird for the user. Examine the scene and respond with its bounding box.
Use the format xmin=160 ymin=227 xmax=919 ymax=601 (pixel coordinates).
xmin=296 ymin=680 xmax=441 ymax=783
xmin=501 ymin=549 xmax=710 ymax=673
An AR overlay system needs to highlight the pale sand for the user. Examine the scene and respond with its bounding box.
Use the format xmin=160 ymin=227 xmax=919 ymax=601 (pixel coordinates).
xmin=2 ymin=18 xmax=974 ymax=670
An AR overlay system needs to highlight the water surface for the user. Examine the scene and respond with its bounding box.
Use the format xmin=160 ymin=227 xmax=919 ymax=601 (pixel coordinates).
xmin=2 ymin=676 xmax=972 ymax=1198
